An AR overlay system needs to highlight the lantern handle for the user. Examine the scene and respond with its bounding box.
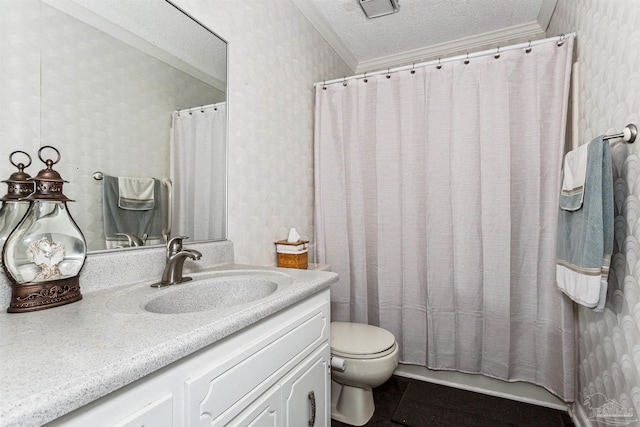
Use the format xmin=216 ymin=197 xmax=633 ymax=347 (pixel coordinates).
xmin=37 ymin=146 xmax=61 ymax=168
xmin=9 ymin=151 xmax=32 ymax=170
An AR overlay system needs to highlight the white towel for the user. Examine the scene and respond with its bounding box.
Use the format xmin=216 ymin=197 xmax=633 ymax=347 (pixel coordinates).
xmin=118 ymin=177 xmax=155 ymax=210
xmin=559 ymin=142 xmax=589 ymax=211
xmin=556 ymin=137 xmax=614 ymax=312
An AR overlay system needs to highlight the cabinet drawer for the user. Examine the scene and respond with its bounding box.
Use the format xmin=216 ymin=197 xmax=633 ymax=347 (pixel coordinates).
xmin=185 ymin=299 xmax=329 ymax=426
xmin=228 ymin=385 xmax=281 ymax=426
xmin=113 ymin=394 xmax=173 ymax=427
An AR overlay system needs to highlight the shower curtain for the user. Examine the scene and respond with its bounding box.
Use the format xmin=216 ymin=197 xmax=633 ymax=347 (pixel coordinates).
xmin=314 ymin=37 xmax=576 ymax=400
xmin=171 ymin=103 xmax=226 ymax=241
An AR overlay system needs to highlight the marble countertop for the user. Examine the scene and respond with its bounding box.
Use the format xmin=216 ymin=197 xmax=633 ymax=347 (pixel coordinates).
xmin=0 ymin=264 xmax=337 ymax=427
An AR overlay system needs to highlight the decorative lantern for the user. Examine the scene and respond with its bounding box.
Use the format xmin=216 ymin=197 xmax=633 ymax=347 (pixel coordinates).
xmin=0 ymin=151 xmax=34 ymax=257
xmin=2 ymin=146 xmax=87 ymax=313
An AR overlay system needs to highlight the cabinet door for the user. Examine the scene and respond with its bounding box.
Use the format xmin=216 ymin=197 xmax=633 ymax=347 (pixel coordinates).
xmin=185 ymin=303 xmax=329 ymax=426
xmin=281 ymin=344 xmax=330 ymax=427
xmin=228 ymin=385 xmax=281 ymax=427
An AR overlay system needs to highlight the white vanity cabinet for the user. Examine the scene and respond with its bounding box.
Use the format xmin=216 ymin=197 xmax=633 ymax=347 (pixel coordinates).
xmin=46 ymin=289 xmax=330 ymax=427
xmin=229 ymin=345 xmax=329 ymax=426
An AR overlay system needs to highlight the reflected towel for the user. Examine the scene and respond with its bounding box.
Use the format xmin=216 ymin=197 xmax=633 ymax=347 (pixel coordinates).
xmin=556 ymin=136 xmax=614 ymax=312
xmin=103 ymin=175 xmax=163 ymax=248
xmin=118 ymin=176 xmax=155 ymax=210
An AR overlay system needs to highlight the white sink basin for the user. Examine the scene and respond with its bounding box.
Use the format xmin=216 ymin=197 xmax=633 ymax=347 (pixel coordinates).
xmin=144 ymin=276 xmax=278 ymax=314
xmin=105 ymin=269 xmax=292 ymax=315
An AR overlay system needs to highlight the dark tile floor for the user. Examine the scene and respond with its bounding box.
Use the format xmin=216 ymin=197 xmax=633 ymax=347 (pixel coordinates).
xmin=331 ymin=376 xmax=574 ymax=427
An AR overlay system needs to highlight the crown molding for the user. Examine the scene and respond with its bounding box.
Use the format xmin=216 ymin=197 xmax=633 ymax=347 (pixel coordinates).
xmin=42 ymin=0 xmax=226 ymax=91
xmin=290 ymin=0 xmax=359 ymax=72
xmin=355 ymin=21 xmax=546 ymax=73
xmin=291 ymin=0 xmax=558 ymax=75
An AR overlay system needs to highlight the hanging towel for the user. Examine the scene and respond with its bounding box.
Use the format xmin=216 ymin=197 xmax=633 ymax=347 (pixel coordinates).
xmin=118 ymin=176 xmax=155 ymax=210
xmin=103 ymin=175 xmax=164 ymax=249
xmin=559 ymin=142 xmax=589 ymax=211
xmin=556 ymin=136 xmax=614 ymax=312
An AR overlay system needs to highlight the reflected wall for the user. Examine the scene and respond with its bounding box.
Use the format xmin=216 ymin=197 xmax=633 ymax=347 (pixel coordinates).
xmin=0 ymin=0 xmax=225 ymax=251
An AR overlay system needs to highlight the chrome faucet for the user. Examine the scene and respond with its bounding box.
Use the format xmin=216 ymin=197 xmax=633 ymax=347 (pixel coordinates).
xmin=151 ymin=236 xmax=202 ymax=288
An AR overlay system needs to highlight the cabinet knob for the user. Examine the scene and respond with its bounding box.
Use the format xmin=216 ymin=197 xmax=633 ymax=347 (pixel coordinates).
xmin=308 ymin=390 xmax=316 ymax=427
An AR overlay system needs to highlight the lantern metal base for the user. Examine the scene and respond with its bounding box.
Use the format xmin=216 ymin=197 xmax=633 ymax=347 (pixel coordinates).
xmin=7 ymin=276 xmax=82 ymax=313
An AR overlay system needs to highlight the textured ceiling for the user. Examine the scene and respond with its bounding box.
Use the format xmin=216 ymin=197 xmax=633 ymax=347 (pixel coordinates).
xmin=292 ymin=0 xmax=558 ymax=72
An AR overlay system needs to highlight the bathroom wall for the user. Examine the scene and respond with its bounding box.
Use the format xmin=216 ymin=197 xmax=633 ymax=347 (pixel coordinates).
xmin=171 ymin=0 xmax=351 ymax=266
xmin=549 ymin=1 xmax=640 ymax=424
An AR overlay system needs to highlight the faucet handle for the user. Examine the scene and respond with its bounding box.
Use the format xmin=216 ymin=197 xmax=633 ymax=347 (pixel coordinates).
xmin=167 ymin=236 xmax=189 ymax=257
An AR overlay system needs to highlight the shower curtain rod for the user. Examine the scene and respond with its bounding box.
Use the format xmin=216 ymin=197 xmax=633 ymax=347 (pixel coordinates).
xmin=175 ymin=101 xmax=224 ymax=115
xmin=314 ymin=33 xmax=576 ymax=88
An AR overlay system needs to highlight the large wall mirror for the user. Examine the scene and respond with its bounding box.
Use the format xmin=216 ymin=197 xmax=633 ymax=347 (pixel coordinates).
xmin=0 ymin=0 xmax=227 ymax=252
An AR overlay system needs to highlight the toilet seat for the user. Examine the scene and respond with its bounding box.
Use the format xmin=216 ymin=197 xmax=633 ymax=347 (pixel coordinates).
xmin=331 ymin=322 xmax=397 ymax=359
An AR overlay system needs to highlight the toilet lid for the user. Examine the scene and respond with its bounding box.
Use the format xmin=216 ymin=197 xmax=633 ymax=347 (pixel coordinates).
xmin=331 ymin=322 xmax=396 ymax=358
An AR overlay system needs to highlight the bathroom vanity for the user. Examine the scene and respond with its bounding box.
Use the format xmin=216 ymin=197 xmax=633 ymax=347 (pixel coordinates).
xmin=48 ymin=287 xmax=330 ymax=426
xmin=0 ymin=242 xmax=337 ymax=427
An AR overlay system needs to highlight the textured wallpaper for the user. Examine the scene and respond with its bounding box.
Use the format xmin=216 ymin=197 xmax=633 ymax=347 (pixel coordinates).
xmin=549 ymin=1 xmax=640 ymax=424
xmin=171 ymin=0 xmax=352 ymax=266
xmin=0 ymin=0 xmax=41 ymax=179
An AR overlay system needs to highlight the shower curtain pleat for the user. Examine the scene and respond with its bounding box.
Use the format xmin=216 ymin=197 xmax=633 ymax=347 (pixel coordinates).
xmin=314 ymin=36 xmax=576 ymax=401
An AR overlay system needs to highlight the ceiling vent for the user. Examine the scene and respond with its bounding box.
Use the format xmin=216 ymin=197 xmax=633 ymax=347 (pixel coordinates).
xmin=359 ymin=0 xmax=399 ymax=19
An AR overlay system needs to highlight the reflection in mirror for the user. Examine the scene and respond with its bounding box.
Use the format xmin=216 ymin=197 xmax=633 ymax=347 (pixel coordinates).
xmin=0 ymin=0 xmax=227 ymax=253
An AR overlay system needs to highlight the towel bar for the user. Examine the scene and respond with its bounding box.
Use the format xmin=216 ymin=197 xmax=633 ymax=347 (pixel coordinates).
xmin=603 ymin=124 xmax=637 ymax=144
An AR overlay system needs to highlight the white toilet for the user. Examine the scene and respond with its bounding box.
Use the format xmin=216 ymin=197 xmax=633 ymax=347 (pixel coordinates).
xmin=330 ymin=321 xmax=399 ymax=426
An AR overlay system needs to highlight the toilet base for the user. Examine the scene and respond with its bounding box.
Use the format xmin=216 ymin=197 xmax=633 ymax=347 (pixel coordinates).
xmin=331 ymin=378 xmax=375 ymax=426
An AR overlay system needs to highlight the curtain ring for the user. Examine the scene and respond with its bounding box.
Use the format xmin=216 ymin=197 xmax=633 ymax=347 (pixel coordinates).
xmin=525 ymin=41 xmax=532 ymax=53
xmin=363 ymin=72 xmax=368 ymax=83
xmin=410 ymin=63 xmax=416 ymax=74
xmin=557 ymin=34 xmax=566 ymax=47
xmin=436 ymin=58 xmax=442 ymax=69
xmin=386 ymin=68 xmax=391 ymax=79
xmin=322 ymin=80 xmax=327 ymax=90
xmin=342 ymin=77 xmax=347 ymax=87
xmin=464 ymin=53 xmax=470 ymax=65
xmin=494 ymin=47 xmax=500 ymax=59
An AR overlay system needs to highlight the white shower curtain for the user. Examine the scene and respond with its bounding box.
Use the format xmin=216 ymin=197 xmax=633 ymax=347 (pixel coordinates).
xmin=314 ymin=37 xmax=576 ymax=400
xmin=171 ymin=103 xmax=226 ymax=241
